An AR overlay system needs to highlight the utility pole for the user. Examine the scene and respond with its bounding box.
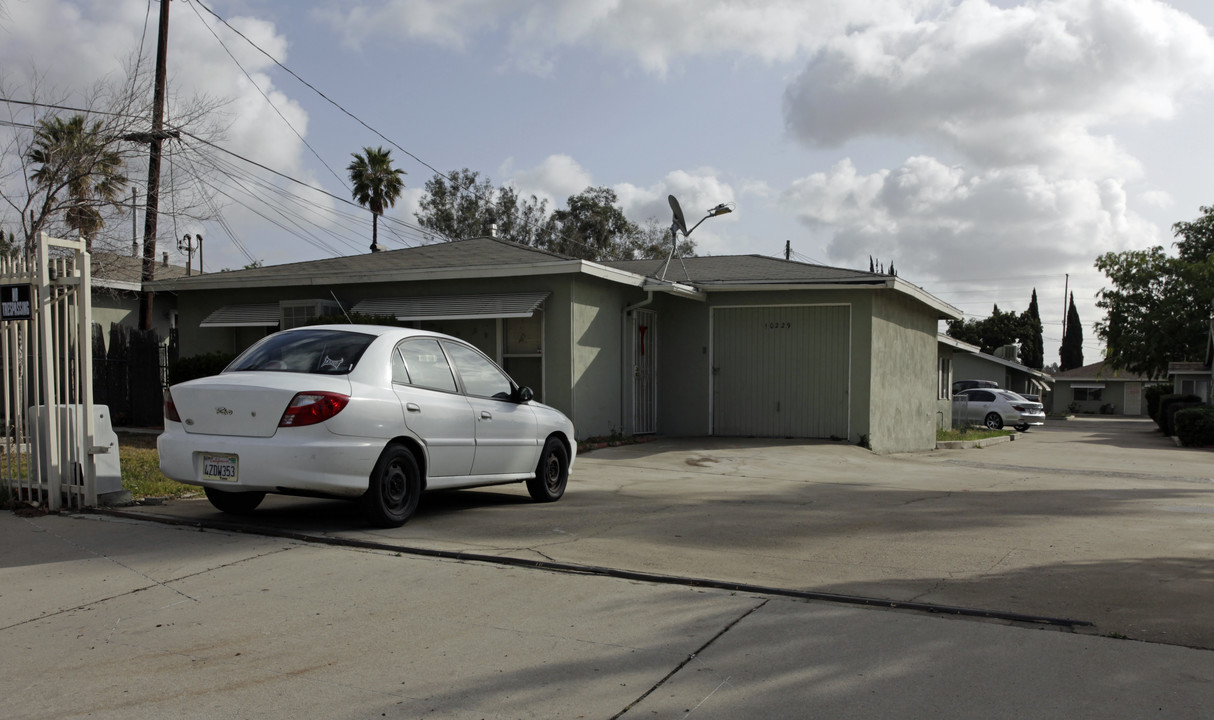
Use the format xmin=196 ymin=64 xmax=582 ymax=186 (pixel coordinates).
xmin=1062 ymin=273 xmax=1069 ymax=339
xmin=137 ymin=0 xmax=171 ymax=332
xmin=784 ymin=240 xmax=791 ymax=261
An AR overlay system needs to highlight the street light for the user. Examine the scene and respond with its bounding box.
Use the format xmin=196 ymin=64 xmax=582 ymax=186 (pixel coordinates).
xmin=661 ymin=195 xmax=734 ymax=280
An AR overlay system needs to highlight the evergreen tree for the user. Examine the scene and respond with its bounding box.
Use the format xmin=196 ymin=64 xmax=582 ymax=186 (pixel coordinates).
xmin=1060 ymin=293 xmax=1084 ymax=371
xmin=1020 ymin=289 xmax=1044 ymax=369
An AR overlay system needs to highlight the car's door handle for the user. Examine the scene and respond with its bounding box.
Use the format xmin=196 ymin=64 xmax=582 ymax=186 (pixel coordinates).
xmin=406 ymin=403 xmax=421 ymax=413
xmin=480 ymin=411 xmax=492 ymax=420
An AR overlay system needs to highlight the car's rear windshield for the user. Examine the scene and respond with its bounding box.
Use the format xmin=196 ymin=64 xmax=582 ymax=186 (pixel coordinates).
xmin=227 ymin=329 xmax=375 ymax=375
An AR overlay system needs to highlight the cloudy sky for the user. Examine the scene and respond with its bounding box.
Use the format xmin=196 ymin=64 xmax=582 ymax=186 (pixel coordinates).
xmin=4 ymin=0 xmax=1214 ymax=365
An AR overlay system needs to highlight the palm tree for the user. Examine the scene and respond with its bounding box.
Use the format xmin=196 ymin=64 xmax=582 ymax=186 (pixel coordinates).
xmin=27 ymin=114 xmax=128 ymax=250
xmin=347 ymin=146 xmax=406 ymax=252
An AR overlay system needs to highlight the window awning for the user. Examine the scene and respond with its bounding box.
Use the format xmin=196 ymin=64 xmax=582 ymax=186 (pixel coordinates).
xmin=200 ymin=303 xmax=281 ymax=328
xmin=1071 ymin=383 xmax=1106 ymax=389
xmin=351 ymin=292 xmax=550 ymax=321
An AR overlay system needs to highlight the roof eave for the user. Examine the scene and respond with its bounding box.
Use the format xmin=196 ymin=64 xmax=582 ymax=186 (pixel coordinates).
xmin=689 ymin=278 xmax=962 ymax=320
xmin=147 ymin=258 xmax=614 ymax=291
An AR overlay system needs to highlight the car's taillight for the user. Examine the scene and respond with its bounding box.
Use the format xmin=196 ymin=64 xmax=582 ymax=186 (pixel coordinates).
xmin=163 ymin=389 xmax=181 ymax=423
xmin=1012 ymin=405 xmax=1026 ymax=412
xmin=278 ymin=392 xmax=350 ymax=427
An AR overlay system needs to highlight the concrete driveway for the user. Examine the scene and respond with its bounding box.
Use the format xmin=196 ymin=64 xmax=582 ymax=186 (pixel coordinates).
xmin=115 ymin=416 xmax=1214 ymax=649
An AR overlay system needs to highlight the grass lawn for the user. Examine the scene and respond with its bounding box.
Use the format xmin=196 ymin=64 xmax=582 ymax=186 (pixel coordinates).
xmin=117 ymin=432 xmax=202 ymax=500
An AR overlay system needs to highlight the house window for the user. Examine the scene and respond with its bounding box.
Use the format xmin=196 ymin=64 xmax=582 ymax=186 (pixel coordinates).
xmin=1180 ymin=378 xmax=1210 ymax=401
xmin=1074 ymin=387 xmax=1103 ymax=402
xmin=503 ymin=313 xmax=544 ymax=402
xmin=938 ymin=357 xmax=952 ymax=399
xmin=280 ymin=305 xmax=315 ymax=330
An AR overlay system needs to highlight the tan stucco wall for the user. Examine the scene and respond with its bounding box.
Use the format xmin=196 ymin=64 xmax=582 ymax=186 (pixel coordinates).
xmin=867 ymin=291 xmax=939 ymax=453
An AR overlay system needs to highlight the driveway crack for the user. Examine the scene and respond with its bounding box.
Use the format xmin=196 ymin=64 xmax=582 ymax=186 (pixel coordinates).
xmin=609 ymin=599 xmax=768 ymax=719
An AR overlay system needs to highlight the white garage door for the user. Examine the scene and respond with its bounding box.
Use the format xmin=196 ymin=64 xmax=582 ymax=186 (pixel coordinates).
xmin=712 ymin=305 xmax=850 ymax=438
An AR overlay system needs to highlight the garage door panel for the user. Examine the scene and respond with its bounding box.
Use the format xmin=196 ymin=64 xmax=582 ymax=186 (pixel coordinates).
xmin=712 ymin=305 xmax=849 ymax=438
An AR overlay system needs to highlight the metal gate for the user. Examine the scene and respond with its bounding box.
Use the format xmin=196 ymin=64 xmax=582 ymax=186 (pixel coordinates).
xmin=1 ymin=233 xmax=100 ymax=510
xmin=630 ymin=308 xmax=657 ymax=434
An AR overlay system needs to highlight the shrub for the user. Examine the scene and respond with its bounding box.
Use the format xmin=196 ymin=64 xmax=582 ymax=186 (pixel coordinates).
xmin=1161 ymin=396 xmax=1203 ymax=436
xmin=1154 ymin=394 xmax=1185 ymax=430
xmin=170 ymin=352 xmax=237 ymax=384
xmin=1145 ymin=384 xmax=1175 ymax=424
xmin=1175 ymin=406 xmax=1214 ymax=447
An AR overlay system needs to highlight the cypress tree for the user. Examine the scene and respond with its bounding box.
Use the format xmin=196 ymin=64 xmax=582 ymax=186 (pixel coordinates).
xmin=1060 ymin=293 xmax=1084 ymax=371
xmin=1021 ymin=289 xmax=1044 ymax=369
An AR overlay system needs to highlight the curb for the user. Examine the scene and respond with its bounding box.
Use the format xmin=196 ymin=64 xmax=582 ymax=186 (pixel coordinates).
xmin=936 ymin=434 xmax=1016 ymax=450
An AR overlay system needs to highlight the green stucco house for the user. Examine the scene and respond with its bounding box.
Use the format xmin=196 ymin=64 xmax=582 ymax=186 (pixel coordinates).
xmin=149 ymin=237 xmax=961 ymax=453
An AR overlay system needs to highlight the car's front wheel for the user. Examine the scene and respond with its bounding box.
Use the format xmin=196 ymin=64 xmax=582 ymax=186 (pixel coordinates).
xmin=1015 ymin=423 xmax=1029 ymax=432
xmin=527 ymin=438 xmax=568 ymax=502
xmin=204 ymin=487 xmax=265 ymax=515
xmin=984 ymin=412 xmax=1004 ymax=430
xmin=360 ymin=444 xmax=421 ymax=528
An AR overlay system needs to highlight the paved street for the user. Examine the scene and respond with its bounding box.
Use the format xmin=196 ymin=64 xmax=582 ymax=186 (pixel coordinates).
xmin=4 ymin=417 xmax=1214 ymax=718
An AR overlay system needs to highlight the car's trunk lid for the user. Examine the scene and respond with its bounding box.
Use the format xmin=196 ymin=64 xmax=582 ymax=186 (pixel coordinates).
xmin=170 ymin=372 xmax=352 ymax=437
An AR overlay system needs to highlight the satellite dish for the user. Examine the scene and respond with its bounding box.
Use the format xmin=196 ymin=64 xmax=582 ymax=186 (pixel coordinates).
xmin=668 ymin=195 xmax=689 ymax=236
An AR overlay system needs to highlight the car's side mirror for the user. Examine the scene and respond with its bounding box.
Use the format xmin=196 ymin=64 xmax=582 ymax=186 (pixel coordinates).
xmin=514 ymin=386 xmax=534 ymax=403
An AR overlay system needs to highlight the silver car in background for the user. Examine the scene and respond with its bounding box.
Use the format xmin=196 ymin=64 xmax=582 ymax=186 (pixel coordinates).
xmin=953 ymin=388 xmax=1046 ymax=432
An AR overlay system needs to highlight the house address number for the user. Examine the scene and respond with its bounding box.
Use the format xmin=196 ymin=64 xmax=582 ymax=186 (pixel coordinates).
xmin=763 ymin=321 xmax=792 ymax=329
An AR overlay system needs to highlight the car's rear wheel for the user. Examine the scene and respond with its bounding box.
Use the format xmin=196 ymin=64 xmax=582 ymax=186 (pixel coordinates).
xmin=984 ymin=413 xmax=1004 ymax=430
xmin=527 ymin=438 xmax=568 ymax=502
xmin=360 ymin=444 xmax=421 ymax=528
xmin=204 ymin=487 xmax=265 ymax=515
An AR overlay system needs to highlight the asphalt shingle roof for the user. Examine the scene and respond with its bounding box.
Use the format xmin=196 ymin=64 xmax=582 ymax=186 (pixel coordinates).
xmin=1052 ymin=360 xmax=1153 ymax=381
xmin=601 ymin=255 xmax=884 ymax=284
xmin=149 ymin=237 xmax=573 ymax=289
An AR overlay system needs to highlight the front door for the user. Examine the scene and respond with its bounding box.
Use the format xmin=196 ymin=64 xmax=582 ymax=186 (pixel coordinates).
xmin=1124 ymin=382 xmax=1142 ymax=415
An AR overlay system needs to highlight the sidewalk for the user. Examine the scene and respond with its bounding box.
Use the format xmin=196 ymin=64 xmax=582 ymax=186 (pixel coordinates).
xmin=4 ymin=511 xmax=1214 ymax=719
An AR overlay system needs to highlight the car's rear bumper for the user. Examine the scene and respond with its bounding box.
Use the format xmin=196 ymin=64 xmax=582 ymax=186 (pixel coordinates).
xmin=158 ymin=422 xmax=382 ymax=497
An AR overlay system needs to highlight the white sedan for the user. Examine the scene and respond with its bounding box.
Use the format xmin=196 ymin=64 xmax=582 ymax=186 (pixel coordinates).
xmin=158 ymin=325 xmax=576 ymax=527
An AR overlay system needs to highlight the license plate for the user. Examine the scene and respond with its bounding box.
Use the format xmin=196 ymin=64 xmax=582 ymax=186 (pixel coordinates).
xmin=202 ymin=454 xmax=239 ymax=482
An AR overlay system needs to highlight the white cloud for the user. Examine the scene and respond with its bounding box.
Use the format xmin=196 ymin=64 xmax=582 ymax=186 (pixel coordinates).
xmin=505 ymin=154 xmax=594 ymax=207
xmin=782 ymin=155 xmax=1163 ymax=281
xmin=783 ymin=0 xmax=1214 ymax=177
xmin=318 ymin=0 xmax=939 ymax=75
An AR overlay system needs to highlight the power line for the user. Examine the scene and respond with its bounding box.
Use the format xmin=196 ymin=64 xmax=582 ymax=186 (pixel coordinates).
xmin=183 ymin=0 xmax=349 ymax=192
xmin=188 ymin=0 xmax=603 ymax=258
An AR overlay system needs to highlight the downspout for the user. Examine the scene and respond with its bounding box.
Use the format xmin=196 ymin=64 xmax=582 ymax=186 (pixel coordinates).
xmin=622 ymin=290 xmax=655 ymax=435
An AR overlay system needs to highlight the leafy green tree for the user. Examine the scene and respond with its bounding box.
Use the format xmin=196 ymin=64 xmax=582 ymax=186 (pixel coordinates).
xmin=414 ymin=171 xmax=695 ymax=261
xmin=545 ymin=186 xmax=644 ymax=261
xmin=1060 ymin=293 xmax=1084 ymax=371
xmin=415 ymin=169 xmax=550 ymax=246
xmin=347 ymin=146 xmax=406 ymax=253
xmin=946 ymin=304 xmax=1026 ymax=356
xmin=1020 ymin=289 xmax=1044 ymax=369
xmin=26 ymin=114 xmax=128 ymax=250
xmin=1095 ymin=205 xmax=1214 ymax=378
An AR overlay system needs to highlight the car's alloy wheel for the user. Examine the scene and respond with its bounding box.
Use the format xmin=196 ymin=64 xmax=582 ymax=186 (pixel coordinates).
xmin=361 ymin=444 xmax=421 ymax=528
xmin=527 ymin=438 xmax=568 ymax=502
xmin=204 ymin=487 xmax=266 ymax=515
xmin=984 ymin=413 xmax=1004 ymax=430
